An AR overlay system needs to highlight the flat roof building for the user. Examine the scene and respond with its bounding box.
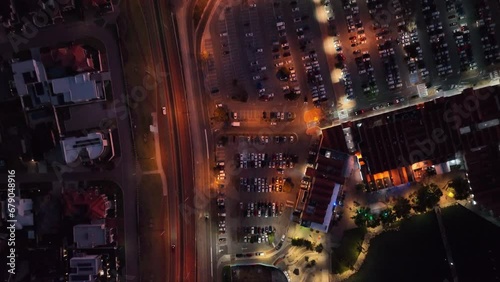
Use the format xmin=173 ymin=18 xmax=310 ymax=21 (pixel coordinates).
xmin=298 ymin=139 xmax=350 ymax=232
xmin=11 ymin=59 xmax=107 ymax=109
xmin=60 ymin=132 xmax=110 ymax=164
xmin=73 ymin=223 xmax=112 ymax=249
xmin=348 ymin=86 xmax=500 ymax=213
xmin=69 ymin=254 xmax=102 ymax=282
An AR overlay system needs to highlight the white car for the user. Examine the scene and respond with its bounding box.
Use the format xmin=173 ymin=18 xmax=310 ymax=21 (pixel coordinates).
xmin=245 ymin=33 xmax=254 ymax=37
xmin=162 ymin=106 xmax=166 ymax=115
xmin=253 ymin=75 xmax=261 ymax=81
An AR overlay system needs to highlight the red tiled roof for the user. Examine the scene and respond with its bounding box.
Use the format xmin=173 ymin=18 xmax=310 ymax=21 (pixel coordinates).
xmin=63 ymin=189 xmax=110 ymax=219
xmin=322 ymin=125 xmax=350 ymax=153
xmin=354 ymin=86 xmax=500 ymax=174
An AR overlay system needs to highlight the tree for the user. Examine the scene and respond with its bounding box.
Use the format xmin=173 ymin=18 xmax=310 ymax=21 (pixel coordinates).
xmin=293 ymin=268 xmax=300 ymax=275
xmin=448 ymin=177 xmax=470 ymax=200
xmin=393 ymin=197 xmax=411 ymax=218
xmin=218 ymin=136 xmax=228 ymax=146
xmin=291 ymin=238 xmax=304 ymax=246
xmin=305 ymin=256 xmax=309 ymax=262
xmin=352 ymin=207 xmax=373 ymax=227
xmin=283 ymin=178 xmax=294 ymax=192
xmin=284 ymin=90 xmax=300 ymax=101
xmin=355 ymin=183 xmax=366 ymax=192
xmin=304 ymin=239 xmax=313 ymax=250
xmin=412 ymin=183 xmax=443 ymax=212
xmin=335 ymin=62 xmax=345 ymax=69
xmin=213 ymin=107 xmax=229 ymax=122
xmin=276 ymin=67 xmax=290 ymax=81
xmin=310 ymin=260 xmax=316 ymax=267
xmin=379 ymin=208 xmax=396 ymax=225
xmin=315 ymin=243 xmax=323 ymax=253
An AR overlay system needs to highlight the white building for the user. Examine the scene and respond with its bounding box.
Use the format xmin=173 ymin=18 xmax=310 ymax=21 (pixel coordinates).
xmin=16 ymin=198 xmax=34 ymax=229
xmin=60 ymin=132 xmax=111 ymax=164
xmin=69 ymin=255 xmax=103 ymax=282
xmin=11 ymin=59 xmax=107 ymax=109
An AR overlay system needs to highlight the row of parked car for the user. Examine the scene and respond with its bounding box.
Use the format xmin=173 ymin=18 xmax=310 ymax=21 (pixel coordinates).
xmin=242 ymin=234 xmax=269 ymax=244
xmin=217 ymin=191 xmax=226 ymax=234
xmin=239 ymin=177 xmax=284 ymax=193
xmin=272 ymin=9 xmax=301 ymax=101
xmin=234 ymin=134 xmax=295 ymax=145
xmin=243 ymin=201 xmax=283 ymax=218
xmin=400 ymin=29 xmax=428 ymax=81
xmin=476 ymin=0 xmax=500 ymax=66
xmin=343 ymin=0 xmax=362 ymax=34
xmin=241 ymin=225 xmax=276 ymax=236
xmin=423 ymin=0 xmax=453 ymax=77
xmin=379 ymin=40 xmax=403 ymax=90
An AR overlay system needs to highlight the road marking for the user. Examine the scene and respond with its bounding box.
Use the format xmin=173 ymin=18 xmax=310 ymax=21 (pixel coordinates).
xmin=204 ymin=129 xmax=210 ymax=160
xmin=210 ymin=246 xmax=214 ymax=277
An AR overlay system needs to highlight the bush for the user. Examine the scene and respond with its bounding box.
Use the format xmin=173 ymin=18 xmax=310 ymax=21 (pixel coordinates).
xmin=448 ymin=177 xmax=470 ymax=200
xmin=315 ymin=243 xmax=324 ymax=253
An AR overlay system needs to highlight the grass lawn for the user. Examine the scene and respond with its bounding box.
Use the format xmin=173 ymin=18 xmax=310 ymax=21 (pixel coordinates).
xmin=347 ymin=212 xmax=452 ymax=282
xmin=441 ymin=205 xmax=500 ymax=281
xmin=137 ymin=174 xmax=165 ymax=281
xmin=331 ymin=227 xmax=367 ymax=274
xmin=118 ymin=0 xmax=158 ymax=172
xmin=222 ymin=265 xmax=231 ymax=282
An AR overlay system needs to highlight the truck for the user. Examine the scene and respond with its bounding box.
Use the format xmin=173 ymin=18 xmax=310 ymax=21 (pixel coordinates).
xmin=231 ymin=122 xmax=240 ymax=127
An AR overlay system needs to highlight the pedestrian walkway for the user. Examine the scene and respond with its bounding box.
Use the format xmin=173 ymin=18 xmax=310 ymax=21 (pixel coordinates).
xmin=434 ymin=207 xmax=459 ymax=282
xmin=150 ymin=113 xmax=168 ymax=196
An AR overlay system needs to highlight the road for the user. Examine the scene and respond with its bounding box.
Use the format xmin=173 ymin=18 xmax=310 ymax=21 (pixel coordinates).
xmin=143 ymin=0 xmax=198 ymax=281
xmin=175 ymin=0 xmax=219 ymax=281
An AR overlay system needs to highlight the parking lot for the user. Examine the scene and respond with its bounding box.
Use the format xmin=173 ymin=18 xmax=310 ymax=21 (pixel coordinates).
xmin=202 ymin=0 xmax=500 ymax=261
xmin=213 ymin=129 xmax=312 ymax=256
xmin=319 ymin=0 xmax=500 ymax=114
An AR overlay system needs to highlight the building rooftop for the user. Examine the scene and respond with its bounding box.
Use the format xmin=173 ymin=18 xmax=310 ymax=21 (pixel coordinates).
xmin=11 ymin=59 xmax=106 ymax=108
xmin=60 ymin=132 xmax=108 ymax=164
xmin=353 ymin=86 xmax=500 ymax=175
xmin=63 ymin=188 xmax=111 ymax=220
xmin=301 ymin=144 xmax=349 ymax=232
xmin=14 ymin=198 xmax=34 ymax=229
xmin=73 ymin=224 xmax=109 ymax=249
xmin=69 ymin=254 xmax=102 ymax=282
xmin=51 ymin=73 xmax=104 ymax=104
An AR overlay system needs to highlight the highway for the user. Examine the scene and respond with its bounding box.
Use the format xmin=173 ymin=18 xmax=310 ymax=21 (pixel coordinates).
xmin=145 ymin=0 xmax=198 ymax=281
xmin=174 ymin=0 xmax=219 ymax=281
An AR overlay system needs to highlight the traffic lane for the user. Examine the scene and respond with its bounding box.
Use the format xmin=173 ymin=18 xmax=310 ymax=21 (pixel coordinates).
xmin=157 ymin=2 xmax=196 ymax=280
xmin=145 ymin=2 xmax=180 ymax=280
xmin=189 ymin=2 xmax=237 ymax=281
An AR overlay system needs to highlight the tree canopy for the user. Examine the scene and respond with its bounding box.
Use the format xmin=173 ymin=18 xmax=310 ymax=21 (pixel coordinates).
xmin=393 ymin=197 xmax=411 ymax=218
xmin=448 ymin=177 xmax=470 ymax=200
xmin=412 ymin=183 xmax=443 ymax=212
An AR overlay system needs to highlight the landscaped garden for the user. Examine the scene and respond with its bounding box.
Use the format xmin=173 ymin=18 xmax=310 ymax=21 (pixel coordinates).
xmin=347 ymin=211 xmax=451 ymax=282
xmin=331 ymin=227 xmax=367 ymax=274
